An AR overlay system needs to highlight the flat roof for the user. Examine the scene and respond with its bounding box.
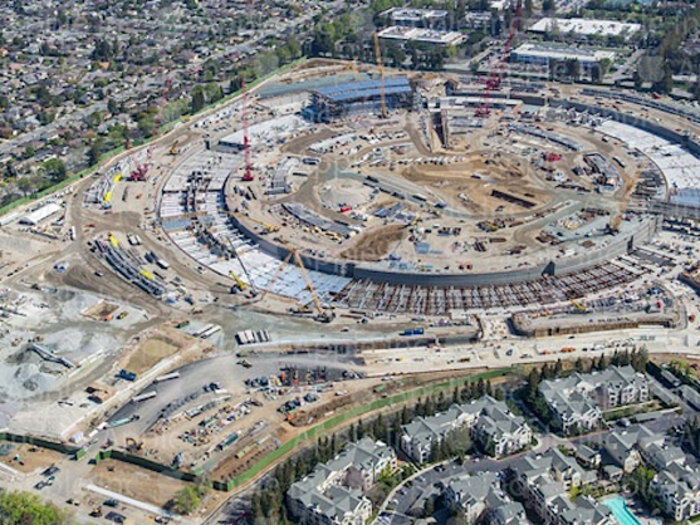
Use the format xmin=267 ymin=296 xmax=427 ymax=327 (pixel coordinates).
xmin=529 ymin=17 xmax=641 ymax=38
xmin=512 ymin=43 xmax=617 ymax=62
xmin=313 ymin=77 xmax=412 ymax=103
xmin=385 ymin=8 xmax=448 ymax=19
xmin=377 ymin=26 xmax=466 ymax=46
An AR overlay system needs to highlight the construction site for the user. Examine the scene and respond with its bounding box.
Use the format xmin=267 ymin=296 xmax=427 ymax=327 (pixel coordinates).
xmin=6 ymin=49 xmax=700 ymax=523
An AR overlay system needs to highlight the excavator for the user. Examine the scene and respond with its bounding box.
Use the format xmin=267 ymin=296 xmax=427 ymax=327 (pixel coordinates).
xmin=125 ymin=437 xmax=143 ymax=452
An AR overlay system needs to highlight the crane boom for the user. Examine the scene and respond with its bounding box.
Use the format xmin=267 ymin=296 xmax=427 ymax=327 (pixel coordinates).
xmin=373 ymin=32 xmax=387 ymax=119
xmin=476 ymin=6 xmax=519 ymax=118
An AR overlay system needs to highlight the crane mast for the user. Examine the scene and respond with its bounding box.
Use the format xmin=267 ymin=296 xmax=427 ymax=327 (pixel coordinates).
xmin=241 ymin=78 xmax=254 ymax=182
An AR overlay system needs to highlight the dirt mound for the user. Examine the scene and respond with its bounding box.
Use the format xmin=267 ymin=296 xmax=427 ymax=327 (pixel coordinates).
xmin=340 ymin=225 xmax=405 ymax=262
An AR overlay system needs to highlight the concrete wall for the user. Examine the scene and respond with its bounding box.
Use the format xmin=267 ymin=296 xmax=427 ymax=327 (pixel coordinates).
xmin=233 ymin=214 xmax=658 ymax=286
xmin=225 ymin=93 xmax=678 ymax=287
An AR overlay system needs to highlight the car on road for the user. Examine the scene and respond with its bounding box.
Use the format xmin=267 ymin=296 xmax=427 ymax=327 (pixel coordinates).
xmin=45 ymin=476 xmax=55 ymax=486
xmin=104 ymin=499 xmax=119 ymax=508
xmin=34 ymin=481 xmax=45 ymax=490
xmin=43 ymin=466 xmax=60 ymax=477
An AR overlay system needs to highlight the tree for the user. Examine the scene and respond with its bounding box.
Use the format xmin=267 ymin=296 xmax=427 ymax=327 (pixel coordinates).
xmin=41 ymin=159 xmax=67 ymax=183
xmin=17 ymin=177 xmax=34 ymax=197
xmin=633 ymin=70 xmax=643 ymax=91
xmin=171 ymin=486 xmax=201 ymax=515
xmin=0 ymin=489 xmax=69 ymax=524
xmin=107 ymin=98 xmax=119 ymax=115
xmin=191 ymin=89 xmax=205 ymax=113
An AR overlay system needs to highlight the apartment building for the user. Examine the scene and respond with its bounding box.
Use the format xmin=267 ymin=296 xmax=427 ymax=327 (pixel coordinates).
xmin=287 ymin=438 xmax=397 ymax=525
xmin=400 ymin=396 xmax=532 ymax=463
xmin=539 ymin=366 xmax=649 ymax=434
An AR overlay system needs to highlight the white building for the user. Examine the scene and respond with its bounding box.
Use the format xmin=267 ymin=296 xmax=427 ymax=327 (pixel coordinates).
xmin=529 ymin=17 xmax=642 ymax=40
xmin=382 ymin=8 xmax=448 ymax=28
xmin=377 ymin=26 xmax=466 ymax=47
xmin=511 ymin=43 xmax=617 ymax=69
xmin=19 ymin=201 xmax=63 ymax=226
xmin=538 ymin=366 xmax=649 ymax=434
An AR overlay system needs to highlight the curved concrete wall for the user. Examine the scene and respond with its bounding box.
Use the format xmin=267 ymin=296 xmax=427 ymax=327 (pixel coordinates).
xmin=226 ymin=93 xmax=675 ymax=286
xmin=233 ymin=214 xmax=658 ymax=286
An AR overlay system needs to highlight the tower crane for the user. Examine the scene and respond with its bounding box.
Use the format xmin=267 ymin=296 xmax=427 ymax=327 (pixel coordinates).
xmin=476 ymin=7 xmax=519 ymax=118
xmin=373 ymin=32 xmax=388 ymax=119
xmin=127 ymin=77 xmax=172 ymax=181
xmin=241 ymin=78 xmax=255 ymax=182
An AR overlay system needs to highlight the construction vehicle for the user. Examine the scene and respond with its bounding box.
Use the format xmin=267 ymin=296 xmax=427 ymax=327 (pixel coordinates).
xmin=569 ymin=299 xmax=585 ymax=312
xmin=125 ymin=437 xmax=143 ymax=452
xmin=261 ymin=239 xmax=335 ymax=323
xmin=169 ymin=140 xmax=181 ymax=156
xmin=175 ymin=209 xmax=280 ymax=234
xmin=225 ymin=238 xmax=258 ymax=297
xmin=229 ymin=270 xmax=247 ymax=293
xmin=245 ymin=215 xmax=281 ymax=234
xmin=372 ymin=32 xmax=388 ymax=119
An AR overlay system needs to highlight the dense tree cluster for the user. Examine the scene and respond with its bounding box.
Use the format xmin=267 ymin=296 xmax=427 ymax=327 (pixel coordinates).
xmin=0 ymin=490 xmax=71 ymax=525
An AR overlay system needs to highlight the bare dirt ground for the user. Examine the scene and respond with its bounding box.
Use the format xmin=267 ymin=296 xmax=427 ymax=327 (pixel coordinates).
xmin=83 ymin=301 xmax=120 ymax=321
xmin=340 ymin=224 xmax=406 ymax=261
xmin=0 ymin=443 xmax=64 ymax=474
xmin=124 ymin=338 xmax=180 ymax=376
xmin=87 ymin=459 xmax=189 ymax=507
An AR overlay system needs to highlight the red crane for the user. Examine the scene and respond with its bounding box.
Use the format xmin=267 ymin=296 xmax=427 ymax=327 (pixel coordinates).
xmin=127 ymin=77 xmax=172 ymax=181
xmin=241 ymin=78 xmax=254 ymax=182
xmin=476 ymin=7 xmax=520 ymax=118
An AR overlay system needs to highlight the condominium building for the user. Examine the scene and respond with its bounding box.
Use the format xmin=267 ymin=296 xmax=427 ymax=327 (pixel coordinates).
xmin=287 ymin=438 xmax=397 ymax=525
xmin=538 ymin=366 xmax=649 ymax=434
xmin=400 ymin=396 xmax=532 ymax=463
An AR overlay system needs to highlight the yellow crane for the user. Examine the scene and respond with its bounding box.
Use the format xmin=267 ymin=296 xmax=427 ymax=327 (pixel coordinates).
xmin=229 ymin=270 xmax=246 ymax=292
xmin=372 ymin=32 xmax=387 ymax=119
xmin=260 ymin=239 xmax=333 ymax=322
xmin=609 ymin=168 xmax=642 ymax=233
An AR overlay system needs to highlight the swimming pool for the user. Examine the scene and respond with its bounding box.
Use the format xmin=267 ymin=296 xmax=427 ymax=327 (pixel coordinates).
xmin=603 ymin=496 xmax=643 ymax=525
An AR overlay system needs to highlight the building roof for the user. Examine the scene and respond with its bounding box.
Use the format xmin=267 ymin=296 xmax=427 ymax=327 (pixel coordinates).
xmin=312 ymin=77 xmax=411 ymax=103
xmin=512 ymin=43 xmax=617 ymax=63
xmin=377 ymin=26 xmax=465 ymax=46
xmin=529 ymin=17 xmax=642 ymax=38
xmin=288 ymin=438 xmax=394 ymax=523
xmin=19 ymin=201 xmax=62 ymax=225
